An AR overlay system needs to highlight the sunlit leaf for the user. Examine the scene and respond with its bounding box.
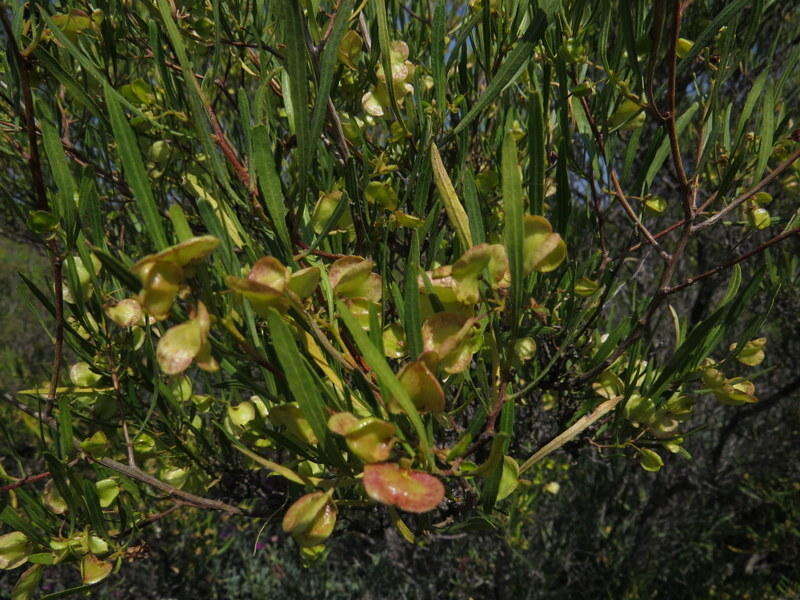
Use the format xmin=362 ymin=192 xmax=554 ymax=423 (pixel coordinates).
xmin=731 ymin=337 xmax=767 ymax=366
xmin=329 ymin=256 xmax=381 ymax=302
xmin=104 ymin=298 xmax=144 ymax=327
xmin=637 ymin=448 xmax=664 ymax=472
xmin=95 ymin=478 xmax=120 ymax=508
xmin=11 ymin=564 xmax=42 ymax=600
xmin=327 ymin=413 xmax=396 ymax=463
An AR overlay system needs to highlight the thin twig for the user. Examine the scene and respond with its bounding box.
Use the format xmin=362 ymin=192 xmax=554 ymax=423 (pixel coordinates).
xmin=0 ymin=470 xmax=52 ymax=493
xmin=91 ymin=456 xmax=244 ymax=515
xmin=0 ymin=9 xmax=64 ymax=421
xmin=576 ymin=95 xmax=671 ymax=260
xmin=665 ymin=0 xmax=692 ymax=208
xmin=1 ymin=393 xmax=243 ymax=515
xmin=693 ymin=147 xmax=800 ymax=232
xmin=0 ymin=457 xmax=81 ymax=493
xmin=666 ymin=227 xmax=800 ymax=295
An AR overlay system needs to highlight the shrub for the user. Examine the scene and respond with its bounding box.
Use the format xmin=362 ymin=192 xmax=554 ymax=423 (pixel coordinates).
xmin=1 ymin=0 xmax=800 ymax=596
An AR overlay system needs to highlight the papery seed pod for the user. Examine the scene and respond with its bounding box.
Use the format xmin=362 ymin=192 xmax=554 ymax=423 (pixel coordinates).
xmin=638 ymin=448 xmax=664 ymax=472
xmin=523 ymin=216 xmax=567 ymax=274
xmin=327 ymin=413 xmax=396 ymax=463
xmin=0 ymin=532 xmax=31 ymax=570
xmin=362 ymin=463 xmax=444 ymax=513
xmin=282 ymin=491 xmax=337 ymax=547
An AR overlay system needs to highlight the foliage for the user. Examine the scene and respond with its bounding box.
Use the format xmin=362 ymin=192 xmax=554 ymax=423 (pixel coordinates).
xmin=1 ymin=0 xmax=800 ymax=597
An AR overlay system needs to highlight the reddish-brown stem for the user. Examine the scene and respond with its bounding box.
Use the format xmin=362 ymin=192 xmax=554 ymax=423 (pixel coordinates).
xmin=576 ymin=95 xmax=671 ymax=260
xmin=1 ymin=9 xmax=64 ymax=421
xmin=665 ymin=0 xmax=692 ymax=210
xmin=627 ymin=146 xmax=800 ymax=252
xmin=666 ymin=227 xmax=800 ymax=295
xmin=693 ymin=147 xmax=800 ymax=232
xmin=0 ymin=470 xmax=53 ymax=493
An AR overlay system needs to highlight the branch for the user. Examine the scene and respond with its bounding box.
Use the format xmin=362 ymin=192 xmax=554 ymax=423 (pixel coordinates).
xmin=693 ymin=147 xmax=800 ymax=232
xmin=91 ymin=456 xmax=244 ymax=515
xmin=576 ymin=95 xmax=672 ymax=260
xmin=665 ymin=0 xmax=692 ymax=210
xmin=1 ymin=394 xmax=243 ymax=516
xmin=0 ymin=470 xmax=52 ymax=493
xmin=665 ymin=226 xmax=800 ymax=295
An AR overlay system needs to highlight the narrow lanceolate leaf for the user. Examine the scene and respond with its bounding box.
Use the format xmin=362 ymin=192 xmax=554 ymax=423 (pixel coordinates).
xmin=39 ymin=116 xmax=77 ymax=220
xmin=265 ymin=309 xmax=334 ymax=462
xmin=502 ymin=129 xmax=525 ymax=329
xmin=372 ymin=0 xmax=406 ymax=128
xmin=337 ymin=300 xmax=433 ymax=466
xmin=431 ymin=2 xmax=447 ymax=120
xmin=403 ymin=232 xmax=423 ymax=358
xmin=431 ymin=143 xmax=473 ymax=250
xmin=105 ymin=88 xmax=168 ymax=250
xmin=462 ymin=168 xmax=486 ymax=245
xmin=309 ymin=1 xmax=351 ymax=152
xmin=155 ymin=0 xmax=237 ymax=198
xmin=251 ymin=125 xmax=293 ymax=262
xmin=754 ymin=80 xmax=775 ymax=184
xmin=450 ymin=9 xmax=548 ymax=137
xmin=38 ymin=10 xmax=144 ymax=119
xmin=677 ymin=0 xmax=750 ymax=72
xmin=33 ymin=47 xmax=105 ymax=123
xmin=281 ymin=0 xmax=312 ymax=190
xmin=734 ymin=71 xmax=767 ymax=143
xmin=527 ymin=88 xmax=546 ymax=215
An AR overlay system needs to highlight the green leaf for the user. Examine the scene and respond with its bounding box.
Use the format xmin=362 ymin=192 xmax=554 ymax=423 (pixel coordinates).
xmin=480 ymin=402 xmax=514 ymax=511
xmin=0 ymin=531 xmax=31 ymax=570
xmin=38 ymin=10 xmax=145 ymax=119
xmin=105 ymin=88 xmax=168 ymax=250
xmin=431 ymin=143 xmax=473 ymax=251
xmin=11 ymin=564 xmax=42 ymax=600
xmin=527 ymin=88 xmax=546 ymax=214
xmin=372 ymin=0 xmax=407 ymax=128
xmin=403 ymin=232 xmax=423 ymax=358
xmin=638 ymin=448 xmax=664 ymax=472
xmin=281 ymin=0 xmax=312 ymax=191
xmin=309 ymin=1 xmax=351 ymax=153
xmin=155 ymin=0 xmax=238 ymax=199
xmin=40 ymin=585 xmax=95 ymax=600
xmin=734 ymin=71 xmax=767 ymax=142
xmin=677 ymin=0 xmax=750 ymax=73
xmin=754 ymin=80 xmax=775 ymax=183
xmin=265 ymin=309 xmax=335 ymax=463
xmin=252 ymin=125 xmax=293 ymax=262
xmin=502 ymin=128 xmax=524 ymax=329
xmin=337 ymin=300 xmax=432 ymax=465
xmin=431 ymin=2 xmax=447 ymax=120
xmin=39 ymin=115 xmax=77 ymax=234
xmin=450 ymin=10 xmax=548 ymax=137
xmin=462 ymin=168 xmax=486 ymax=245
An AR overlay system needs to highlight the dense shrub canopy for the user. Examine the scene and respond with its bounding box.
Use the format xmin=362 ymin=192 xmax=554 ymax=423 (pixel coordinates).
xmin=1 ymin=0 xmax=800 ymax=597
